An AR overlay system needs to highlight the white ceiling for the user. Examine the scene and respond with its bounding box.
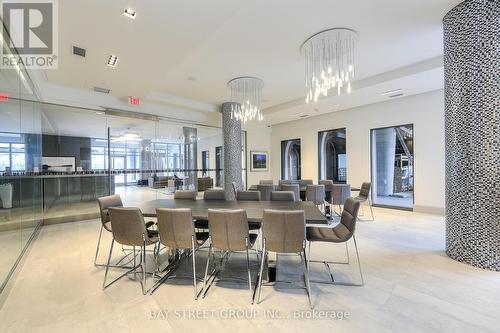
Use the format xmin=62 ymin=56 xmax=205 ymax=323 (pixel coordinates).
xmin=33 ymin=0 xmax=461 ymax=125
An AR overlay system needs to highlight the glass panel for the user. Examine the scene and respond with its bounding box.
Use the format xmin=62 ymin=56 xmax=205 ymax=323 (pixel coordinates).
xmin=371 ymin=125 xmax=414 ymax=208
xmin=318 ymin=128 xmax=347 ymax=183
xmin=281 ymin=139 xmax=301 ymax=180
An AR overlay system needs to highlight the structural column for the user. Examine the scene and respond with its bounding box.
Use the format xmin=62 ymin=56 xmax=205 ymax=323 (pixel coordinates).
xmin=221 ymin=102 xmax=242 ymax=200
xmin=444 ymin=0 xmax=500 ymax=270
xmin=183 ymin=127 xmax=198 ymax=191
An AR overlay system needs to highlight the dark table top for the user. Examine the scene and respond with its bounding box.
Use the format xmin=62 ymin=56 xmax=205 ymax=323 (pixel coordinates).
xmin=138 ymin=199 xmax=328 ymax=225
xmin=248 ymin=184 xmax=360 ymax=192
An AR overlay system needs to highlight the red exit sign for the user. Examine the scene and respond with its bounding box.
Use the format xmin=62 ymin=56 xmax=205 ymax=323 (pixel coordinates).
xmin=128 ymin=96 xmax=140 ymax=106
xmin=0 ymin=93 xmax=10 ymax=102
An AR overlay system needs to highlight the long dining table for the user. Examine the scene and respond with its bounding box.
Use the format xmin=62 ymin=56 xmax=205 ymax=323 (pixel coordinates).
xmin=138 ymin=199 xmax=328 ymax=225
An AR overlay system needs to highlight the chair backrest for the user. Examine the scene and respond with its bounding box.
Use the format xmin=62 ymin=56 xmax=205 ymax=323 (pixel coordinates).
xmin=259 ymin=180 xmax=274 ymax=185
xmin=280 ymin=184 xmax=300 ymax=202
xmin=236 ymin=190 xmax=261 ymax=201
xmin=299 ymin=179 xmax=313 ymax=187
xmin=279 ymin=179 xmax=292 ymax=186
xmin=319 ymin=179 xmax=334 ymax=189
xmin=174 ymin=190 xmax=196 ymax=200
xmin=203 ymin=189 xmax=226 ymax=200
xmin=270 ymin=191 xmax=295 ymax=202
xmin=306 ymin=184 xmax=325 ymax=205
xmin=257 ymin=184 xmax=275 ymax=201
xmin=262 ymin=210 xmax=305 ymax=253
xmin=359 ymin=182 xmax=371 ymax=200
xmin=331 ymin=183 xmax=352 ymax=205
xmin=156 ymin=208 xmax=195 ymax=249
xmin=208 ymin=209 xmax=249 ymax=251
xmin=97 ymin=195 xmax=123 ymax=231
xmin=108 ymin=207 xmax=148 ymax=246
xmin=337 ymin=197 xmax=361 ymax=239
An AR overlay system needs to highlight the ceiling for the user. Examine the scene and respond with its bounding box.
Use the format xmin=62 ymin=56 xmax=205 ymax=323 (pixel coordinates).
xmin=34 ymin=0 xmax=461 ymax=125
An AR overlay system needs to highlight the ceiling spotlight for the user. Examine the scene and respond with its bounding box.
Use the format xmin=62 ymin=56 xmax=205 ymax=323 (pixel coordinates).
xmin=123 ymin=8 xmax=137 ymax=19
xmin=107 ymin=55 xmax=119 ymax=67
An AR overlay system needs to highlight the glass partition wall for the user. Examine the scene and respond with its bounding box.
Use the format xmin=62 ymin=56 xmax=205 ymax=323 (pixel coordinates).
xmin=371 ymin=124 xmax=414 ymax=209
xmin=1 ymin=97 xmax=245 ymax=294
xmin=318 ymin=128 xmax=347 ymax=183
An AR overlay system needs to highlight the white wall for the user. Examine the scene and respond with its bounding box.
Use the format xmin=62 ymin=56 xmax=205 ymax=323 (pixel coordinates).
xmin=270 ymin=90 xmax=445 ymax=214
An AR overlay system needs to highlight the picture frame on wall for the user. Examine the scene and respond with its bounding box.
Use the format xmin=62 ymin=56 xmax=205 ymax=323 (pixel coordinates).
xmin=250 ymin=151 xmax=269 ymax=171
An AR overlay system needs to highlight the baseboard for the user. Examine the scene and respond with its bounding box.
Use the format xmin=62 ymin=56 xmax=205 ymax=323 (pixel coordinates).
xmin=413 ymin=205 xmax=445 ymax=215
xmin=42 ymin=212 xmax=100 ymax=226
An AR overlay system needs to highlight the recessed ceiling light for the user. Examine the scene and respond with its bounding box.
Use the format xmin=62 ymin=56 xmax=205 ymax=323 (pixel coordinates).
xmin=95 ymin=111 xmax=105 ymax=115
xmin=381 ymin=88 xmax=403 ymax=96
xmin=187 ymin=76 xmax=197 ymax=81
xmin=123 ymin=8 xmax=136 ymax=19
xmin=107 ymin=55 xmax=119 ymax=67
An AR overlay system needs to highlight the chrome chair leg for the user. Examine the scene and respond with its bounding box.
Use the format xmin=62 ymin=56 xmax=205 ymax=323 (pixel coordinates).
xmin=254 ymin=240 xmax=266 ymax=304
xmin=94 ymin=225 xmax=104 ymax=266
xmin=202 ymin=242 xmax=213 ymax=298
xmin=191 ymin=236 xmax=199 ymax=300
xmin=353 ymin=235 xmax=365 ymax=286
xmin=245 ymin=243 xmax=253 ymax=302
xmin=301 ymin=248 xmax=313 ymax=309
xmin=102 ymin=239 xmax=114 ymax=289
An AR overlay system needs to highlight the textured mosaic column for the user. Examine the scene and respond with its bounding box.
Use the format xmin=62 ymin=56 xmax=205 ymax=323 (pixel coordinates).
xmin=221 ymin=102 xmax=242 ymax=200
xmin=183 ymin=127 xmax=198 ymax=191
xmin=444 ymin=0 xmax=500 ymax=271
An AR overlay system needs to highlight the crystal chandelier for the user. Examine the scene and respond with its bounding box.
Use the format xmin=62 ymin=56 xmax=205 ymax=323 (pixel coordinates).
xmin=301 ymin=28 xmax=358 ymax=103
xmin=227 ymin=76 xmax=265 ymax=123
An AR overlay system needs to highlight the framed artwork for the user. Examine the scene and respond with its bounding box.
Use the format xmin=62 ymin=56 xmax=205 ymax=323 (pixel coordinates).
xmin=250 ymin=151 xmax=269 ymax=171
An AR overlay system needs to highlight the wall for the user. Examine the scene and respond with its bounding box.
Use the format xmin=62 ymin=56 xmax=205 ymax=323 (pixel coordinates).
xmin=245 ymin=127 xmax=272 ymax=188
xmin=270 ymin=90 xmax=445 ymax=214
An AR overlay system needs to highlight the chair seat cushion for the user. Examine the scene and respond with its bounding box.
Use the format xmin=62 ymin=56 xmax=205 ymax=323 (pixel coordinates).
xmin=306 ymin=224 xmax=352 ymax=243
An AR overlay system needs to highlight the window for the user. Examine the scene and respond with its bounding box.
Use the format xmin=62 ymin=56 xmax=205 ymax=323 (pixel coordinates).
xmin=318 ymin=128 xmax=347 ymax=183
xmin=371 ymin=124 xmax=414 ymax=209
xmin=0 ymin=136 xmax=26 ymax=171
xmin=281 ymin=139 xmax=301 ymax=180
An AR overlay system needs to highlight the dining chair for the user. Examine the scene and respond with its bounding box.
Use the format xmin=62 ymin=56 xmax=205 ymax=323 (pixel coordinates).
xmin=319 ymin=180 xmax=334 ymax=202
xmin=259 ymin=180 xmax=274 ymax=185
xmin=96 ymin=195 xmax=155 ymax=268
xmin=299 ymin=179 xmax=314 ymax=187
xmin=203 ymin=189 xmax=226 ymax=200
xmin=257 ymin=184 xmax=276 ymax=201
xmin=151 ymin=208 xmax=209 ymax=299
xmin=202 ymin=209 xmax=257 ymax=302
xmin=355 ymin=182 xmax=374 ymax=221
xmin=306 ymin=184 xmax=325 ymax=213
xmin=254 ymin=209 xmax=311 ymax=308
xmin=236 ymin=190 xmax=261 ymax=201
xmin=103 ymin=207 xmax=159 ymax=294
xmin=331 ymin=183 xmax=352 ymax=216
xmin=280 ymin=184 xmax=300 ymax=202
xmin=270 ymin=191 xmax=295 ymax=202
xmin=174 ymin=190 xmax=197 ymax=200
xmin=306 ymin=197 xmax=364 ymax=286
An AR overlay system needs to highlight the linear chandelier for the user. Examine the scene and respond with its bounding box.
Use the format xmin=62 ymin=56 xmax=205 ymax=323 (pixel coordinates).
xmin=227 ymin=76 xmax=264 ymax=123
xmin=301 ymin=28 xmax=358 ymax=103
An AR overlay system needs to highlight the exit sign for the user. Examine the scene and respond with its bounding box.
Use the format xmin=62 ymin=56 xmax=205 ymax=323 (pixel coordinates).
xmin=128 ymin=96 xmax=140 ymax=106
xmin=0 ymin=93 xmax=10 ymax=102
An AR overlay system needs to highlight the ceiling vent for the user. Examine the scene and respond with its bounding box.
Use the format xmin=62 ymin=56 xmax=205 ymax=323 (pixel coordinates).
xmin=300 ymin=114 xmax=309 ymax=118
xmin=381 ymin=88 xmax=404 ymax=98
xmin=388 ymin=92 xmax=404 ymax=98
xmin=93 ymin=86 xmax=110 ymax=94
xmin=72 ymin=45 xmax=86 ymax=57
xmin=107 ymin=55 xmax=119 ymax=67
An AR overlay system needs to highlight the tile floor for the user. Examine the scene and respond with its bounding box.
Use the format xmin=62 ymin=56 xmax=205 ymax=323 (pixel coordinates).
xmin=0 ymin=207 xmax=499 ymax=333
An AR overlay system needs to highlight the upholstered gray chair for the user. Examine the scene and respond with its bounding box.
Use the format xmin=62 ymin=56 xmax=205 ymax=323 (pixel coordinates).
xmin=203 ymin=189 xmax=226 ymax=200
xmin=331 ymin=183 xmax=352 ymax=215
xmin=203 ymin=209 xmax=257 ymax=301
xmin=236 ymin=190 xmax=261 ymax=201
xmin=306 ymin=184 xmax=326 ymax=212
xmin=270 ymin=191 xmax=295 ymax=202
xmin=104 ymin=207 xmax=159 ymax=294
xmin=278 ymin=179 xmax=292 ymax=186
xmin=299 ymin=179 xmax=314 ymax=187
xmin=306 ymin=197 xmax=363 ymax=286
xmin=254 ymin=210 xmax=311 ymax=307
xmin=95 ymin=195 xmax=123 ymax=266
xmin=174 ymin=190 xmax=197 ymax=200
xmin=319 ymin=180 xmax=334 ymax=202
xmin=280 ymin=184 xmax=300 ymax=202
xmin=259 ymin=180 xmax=274 ymax=185
xmin=151 ymin=208 xmax=209 ymax=299
xmin=355 ymin=182 xmax=374 ymax=220
xmin=96 ymin=195 xmax=155 ymax=267
xmin=257 ymin=184 xmax=276 ymax=201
